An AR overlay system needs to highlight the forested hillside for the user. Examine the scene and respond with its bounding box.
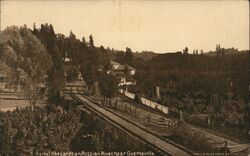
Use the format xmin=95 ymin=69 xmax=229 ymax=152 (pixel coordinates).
xmin=0 ymin=24 xmax=113 ymax=154
xmin=0 ymin=24 xmax=112 ymax=101
xmin=131 ymin=51 xmax=249 ymax=130
xmin=1 ymin=23 xmax=249 ymax=135
xmin=133 ymin=51 xmax=158 ymax=61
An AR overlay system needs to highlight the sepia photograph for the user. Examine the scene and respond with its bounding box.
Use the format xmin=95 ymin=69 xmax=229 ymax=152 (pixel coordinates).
xmin=0 ymin=0 xmax=249 ymax=155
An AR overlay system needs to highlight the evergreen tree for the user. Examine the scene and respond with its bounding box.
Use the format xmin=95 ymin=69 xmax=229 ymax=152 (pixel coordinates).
xmin=124 ymin=65 xmax=129 ymax=77
xmin=216 ymin=44 xmax=221 ymax=56
xmin=33 ymin=23 xmax=65 ymax=102
xmin=124 ymin=47 xmax=133 ymax=66
xmin=98 ymin=72 xmax=119 ymax=105
xmin=115 ymin=51 xmax=125 ymax=64
xmin=82 ymin=37 xmax=87 ymax=47
xmin=89 ymin=34 xmax=94 ymax=47
xmin=80 ymin=61 xmax=98 ymax=94
xmin=183 ymin=47 xmax=189 ymax=54
xmin=200 ymin=49 xmax=204 ymax=55
xmin=195 ymin=49 xmax=198 ymax=55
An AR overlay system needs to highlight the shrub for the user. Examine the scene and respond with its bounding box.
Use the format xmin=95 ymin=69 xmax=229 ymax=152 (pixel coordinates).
xmin=0 ymin=106 xmax=82 ymax=155
xmin=66 ymin=67 xmax=78 ymax=82
xmin=171 ymin=122 xmax=214 ymax=152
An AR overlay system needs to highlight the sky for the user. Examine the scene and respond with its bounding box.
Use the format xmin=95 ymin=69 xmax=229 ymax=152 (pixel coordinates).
xmin=1 ymin=0 xmax=249 ymax=53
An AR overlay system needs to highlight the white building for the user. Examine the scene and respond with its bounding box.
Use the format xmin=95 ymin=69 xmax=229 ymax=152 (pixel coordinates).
xmin=108 ymin=60 xmax=136 ymax=86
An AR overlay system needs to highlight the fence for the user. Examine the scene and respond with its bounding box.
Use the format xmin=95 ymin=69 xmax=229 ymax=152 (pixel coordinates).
xmin=124 ymin=91 xmax=135 ymax=99
xmin=124 ymin=91 xmax=169 ymax=114
xmin=110 ymin=99 xmax=177 ymax=132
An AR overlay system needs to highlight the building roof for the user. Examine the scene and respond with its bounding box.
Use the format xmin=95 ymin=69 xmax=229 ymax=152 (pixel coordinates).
xmin=110 ymin=60 xmax=135 ymax=71
xmin=110 ymin=60 xmax=120 ymax=66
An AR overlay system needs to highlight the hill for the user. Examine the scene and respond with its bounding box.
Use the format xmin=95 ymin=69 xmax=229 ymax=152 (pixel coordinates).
xmin=144 ymin=51 xmax=248 ymax=72
xmin=133 ymin=51 xmax=158 ymax=61
xmin=203 ymin=48 xmax=246 ymax=57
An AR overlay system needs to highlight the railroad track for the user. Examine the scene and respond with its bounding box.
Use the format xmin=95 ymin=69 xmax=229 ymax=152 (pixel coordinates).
xmin=71 ymin=93 xmax=193 ymax=156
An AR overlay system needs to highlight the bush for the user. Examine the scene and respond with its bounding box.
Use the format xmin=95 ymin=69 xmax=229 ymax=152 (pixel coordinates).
xmin=66 ymin=67 xmax=78 ymax=82
xmin=170 ymin=122 xmax=214 ymax=152
xmin=0 ymin=106 xmax=82 ymax=155
xmin=134 ymin=94 xmax=142 ymax=103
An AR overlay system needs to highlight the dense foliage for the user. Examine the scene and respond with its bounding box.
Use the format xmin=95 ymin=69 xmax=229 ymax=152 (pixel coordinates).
xmin=0 ymin=25 xmax=53 ymax=104
xmin=0 ymin=106 xmax=81 ymax=155
xmin=132 ymin=50 xmax=249 ymax=129
xmin=98 ymin=72 xmax=119 ymax=104
xmin=1 ymin=23 xmax=113 ymax=100
xmin=66 ymin=67 xmax=79 ymax=82
xmin=0 ymin=23 xmax=248 ymax=152
xmin=169 ymin=122 xmax=214 ymax=152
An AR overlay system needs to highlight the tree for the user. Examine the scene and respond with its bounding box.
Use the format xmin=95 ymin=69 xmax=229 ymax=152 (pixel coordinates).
xmin=65 ymin=31 xmax=83 ymax=65
xmin=183 ymin=47 xmax=189 ymax=54
xmin=98 ymin=72 xmax=119 ymax=105
xmin=82 ymin=37 xmax=87 ymax=47
xmin=46 ymin=46 xmax=65 ymax=102
xmin=200 ymin=49 xmax=204 ymax=55
xmin=32 ymin=23 xmax=39 ymax=36
xmin=0 ymin=107 xmax=81 ymax=155
xmin=115 ymin=51 xmax=125 ymax=64
xmin=99 ymin=46 xmax=112 ymax=71
xmin=216 ymin=44 xmax=221 ymax=56
xmin=124 ymin=47 xmax=133 ymax=66
xmin=32 ymin=23 xmax=65 ymax=103
xmin=66 ymin=67 xmax=78 ymax=82
xmin=124 ymin=65 xmax=129 ymax=77
xmin=1 ymin=25 xmax=53 ymax=106
xmin=89 ymin=35 xmax=94 ymax=47
xmin=56 ymin=33 xmax=66 ymax=57
xmin=221 ymin=48 xmax=225 ymax=56
xmin=80 ymin=61 xmax=98 ymax=94
xmin=195 ymin=49 xmax=198 ymax=55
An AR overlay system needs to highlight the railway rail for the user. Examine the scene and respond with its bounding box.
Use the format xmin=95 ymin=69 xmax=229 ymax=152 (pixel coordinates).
xmin=71 ymin=93 xmax=193 ymax=156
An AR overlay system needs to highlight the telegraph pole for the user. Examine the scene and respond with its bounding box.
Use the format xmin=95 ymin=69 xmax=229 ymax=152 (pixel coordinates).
xmin=248 ymin=52 xmax=250 ymax=135
xmin=0 ymin=0 xmax=1 ymax=31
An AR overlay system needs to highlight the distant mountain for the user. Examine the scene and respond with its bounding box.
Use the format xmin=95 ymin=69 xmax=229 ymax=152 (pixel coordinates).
xmin=133 ymin=51 xmax=158 ymax=61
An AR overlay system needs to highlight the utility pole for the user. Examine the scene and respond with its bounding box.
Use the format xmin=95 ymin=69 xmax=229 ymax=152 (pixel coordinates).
xmin=248 ymin=69 xmax=250 ymax=135
xmin=0 ymin=0 xmax=1 ymax=31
